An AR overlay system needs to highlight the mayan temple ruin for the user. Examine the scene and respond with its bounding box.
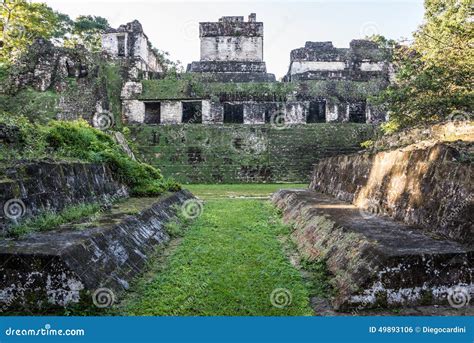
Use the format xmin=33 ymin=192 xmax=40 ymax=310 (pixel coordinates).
xmin=0 ymin=2 xmax=472 ymax=327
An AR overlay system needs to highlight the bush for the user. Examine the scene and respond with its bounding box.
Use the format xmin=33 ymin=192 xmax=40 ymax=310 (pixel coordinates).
xmin=0 ymin=116 xmax=180 ymax=196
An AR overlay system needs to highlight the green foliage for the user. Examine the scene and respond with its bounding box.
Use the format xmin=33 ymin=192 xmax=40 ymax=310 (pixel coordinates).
xmin=140 ymin=75 xmax=387 ymax=103
xmin=1 ymin=0 xmax=71 ymax=63
xmin=1 ymin=2 xmax=110 ymax=64
xmin=0 ymin=87 xmax=60 ymax=123
xmin=360 ymin=139 xmax=374 ymax=149
xmin=373 ymin=0 xmax=474 ymax=130
xmin=0 ymin=116 xmax=180 ymax=195
xmin=8 ymin=202 xmax=101 ymax=238
xmin=64 ymin=15 xmax=110 ymax=52
xmin=118 ymin=196 xmax=315 ymax=316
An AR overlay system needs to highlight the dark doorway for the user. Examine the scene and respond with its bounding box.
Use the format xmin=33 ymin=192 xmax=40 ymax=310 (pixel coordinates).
xmin=307 ymin=100 xmax=326 ymax=123
xmin=223 ymin=103 xmax=244 ymax=123
xmin=182 ymin=101 xmax=202 ymax=123
xmin=264 ymin=104 xmax=280 ymax=124
xmin=348 ymin=102 xmax=366 ymax=123
xmin=117 ymin=35 xmax=126 ymax=57
xmin=144 ymin=102 xmax=161 ymax=124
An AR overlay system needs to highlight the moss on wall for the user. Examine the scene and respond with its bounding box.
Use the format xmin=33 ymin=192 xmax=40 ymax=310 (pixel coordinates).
xmin=0 ymin=88 xmax=60 ymax=123
xmin=129 ymin=123 xmax=376 ymax=183
xmin=98 ymin=61 xmax=124 ymax=127
xmin=140 ymin=76 xmax=388 ymax=103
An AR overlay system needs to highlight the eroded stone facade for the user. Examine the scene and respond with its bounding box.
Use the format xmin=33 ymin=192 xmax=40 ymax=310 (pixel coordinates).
xmin=102 ymin=20 xmax=164 ymax=80
xmin=120 ymin=14 xmax=391 ymax=126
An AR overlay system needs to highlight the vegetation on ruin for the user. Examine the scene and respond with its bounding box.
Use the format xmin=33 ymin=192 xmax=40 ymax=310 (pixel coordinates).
xmin=7 ymin=202 xmax=102 ymax=238
xmin=116 ymin=186 xmax=319 ymax=316
xmin=140 ymin=74 xmax=387 ymax=103
xmin=0 ymin=115 xmax=180 ymax=195
xmin=373 ymin=0 xmax=473 ymax=131
xmin=1 ymin=1 xmax=109 ymax=64
xmin=0 ymin=87 xmax=60 ymax=123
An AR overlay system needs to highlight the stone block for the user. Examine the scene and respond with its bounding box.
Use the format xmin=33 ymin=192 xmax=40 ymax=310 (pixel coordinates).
xmin=272 ymin=189 xmax=473 ymax=310
xmin=0 ymin=190 xmax=195 ymax=311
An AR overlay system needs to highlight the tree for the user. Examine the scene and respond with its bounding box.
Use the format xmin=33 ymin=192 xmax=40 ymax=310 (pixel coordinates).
xmin=374 ymin=0 xmax=473 ymax=131
xmin=0 ymin=0 xmax=71 ymax=63
xmin=64 ymin=15 xmax=110 ymax=52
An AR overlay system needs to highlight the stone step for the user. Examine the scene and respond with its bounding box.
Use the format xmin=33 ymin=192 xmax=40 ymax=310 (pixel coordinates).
xmin=0 ymin=190 xmax=195 ymax=312
xmin=272 ymin=189 xmax=473 ymax=310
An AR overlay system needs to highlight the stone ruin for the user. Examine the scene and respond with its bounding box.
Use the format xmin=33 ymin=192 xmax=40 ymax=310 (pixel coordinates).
xmin=273 ymin=121 xmax=473 ymax=310
xmin=102 ymin=20 xmax=164 ymax=80
xmin=119 ymin=14 xmax=391 ymax=126
xmin=187 ymin=13 xmax=275 ymax=82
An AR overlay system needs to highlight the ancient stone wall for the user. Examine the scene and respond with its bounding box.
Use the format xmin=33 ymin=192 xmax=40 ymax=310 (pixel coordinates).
xmin=0 ymin=190 xmax=194 ymax=311
xmin=0 ymin=162 xmax=128 ymax=233
xmin=199 ymin=14 xmax=263 ymax=62
xmin=102 ymin=20 xmax=164 ymax=78
xmin=310 ymin=123 xmax=474 ymax=245
xmin=287 ymin=40 xmax=390 ymax=82
xmin=129 ymin=123 xmax=375 ymax=183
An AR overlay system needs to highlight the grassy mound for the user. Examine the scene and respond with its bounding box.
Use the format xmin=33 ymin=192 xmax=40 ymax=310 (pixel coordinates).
xmin=0 ymin=115 xmax=180 ymax=196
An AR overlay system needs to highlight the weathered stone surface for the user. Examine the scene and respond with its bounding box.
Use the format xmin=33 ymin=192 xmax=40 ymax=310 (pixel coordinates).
xmin=188 ymin=14 xmax=273 ymax=83
xmin=129 ymin=123 xmax=375 ymax=183
xmin=102 ymin=20 xmax=164 ymax=78
xmin=287 ymin=39 xmax=390 ymax=82
xmin=310 ymin=142 xmax=473 ymax=245
xmin=371 ymin=120 xmax=474 ymax=151
xmin=272 ymin=189 xmax=473 ymax=310
xmin=0 ymin=190 xmax=195 ymax=311
xmin=0 ymin=162 xmax=128 ymax=233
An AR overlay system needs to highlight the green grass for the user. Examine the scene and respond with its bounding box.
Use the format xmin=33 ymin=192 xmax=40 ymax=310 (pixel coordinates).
xmin=8 ymin=202 xmax=102 ymax=238
xmin=117 ymin=189 xmax=313 ymax=316
xmin=185 ymin=183 xmax=306 ymax=200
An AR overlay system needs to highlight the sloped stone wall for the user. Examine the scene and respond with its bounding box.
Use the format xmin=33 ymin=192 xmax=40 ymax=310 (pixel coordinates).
xmin=129 ymin=123 xmax=375 ymax=183
xmin=0 ymin=190 xmax=195 ymax=311
xmin=0 ymin=162 xmax=128 ymax=233
xmin=310 ymin=141 xmax=473 ymax=245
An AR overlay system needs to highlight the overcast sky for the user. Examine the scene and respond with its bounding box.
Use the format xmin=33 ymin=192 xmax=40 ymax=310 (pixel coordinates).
xmin=43 ymin=0 xmax=425 ymax=79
